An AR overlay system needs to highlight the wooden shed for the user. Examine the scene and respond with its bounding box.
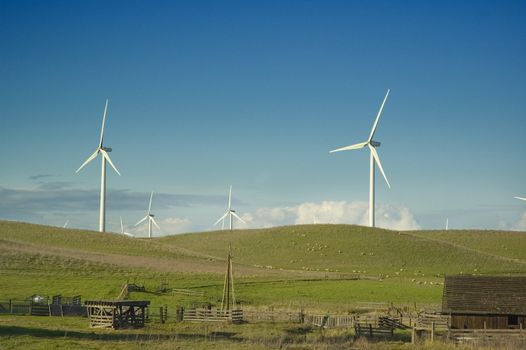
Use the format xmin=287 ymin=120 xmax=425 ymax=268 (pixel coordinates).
xmin=85 ymin=300 xmax=150 ymax=329
xmin=442 ymin=275 xmax=526 ymax=329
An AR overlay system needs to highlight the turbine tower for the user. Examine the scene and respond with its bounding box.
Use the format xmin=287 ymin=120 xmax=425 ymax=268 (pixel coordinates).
xmin=330 ymin=90 xmax=391 ymax=228
xmin=76 ymin=99 xmax=121 ymax=232
xmin=135 ymin=191 xmax=160 ymax=238
xmin=214 ymin=186 xmax=246 ymax=230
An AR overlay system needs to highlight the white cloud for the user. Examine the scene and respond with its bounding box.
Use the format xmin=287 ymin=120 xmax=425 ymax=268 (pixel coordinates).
xmin=244 ymin=201 xmax=420 ymax=231
xmin=512 ymin=212 xmax=526 ymax=231
xmin=159 ymin=217 xmax=193 ymax=234
xmin=129 ymin=216 xmax=193 ymax=236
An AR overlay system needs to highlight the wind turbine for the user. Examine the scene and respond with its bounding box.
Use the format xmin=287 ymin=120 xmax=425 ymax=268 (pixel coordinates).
xmin=515 ymin=196 xmax=526 ymax=201
xmin=63 ymin=220 xmax=69 ymax=228
xmin=446 ymin=218 xmax=449 ymax=231
xmin=330 ymin=90 xmax=391 ymax=228
xmin=214 ymin=186 xmax=245 ymax=230
xmin=75 ymin=99 xmax=121 ymax=232
xmin=135 ymin=192 xmax=160 ymax=238
xmin=119 ymin=216 xmax=134 ymax=238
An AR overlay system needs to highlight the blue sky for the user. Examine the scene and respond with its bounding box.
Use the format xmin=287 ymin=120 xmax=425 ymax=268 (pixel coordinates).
xmin=1 ymin=0 xmax=525 ymax=234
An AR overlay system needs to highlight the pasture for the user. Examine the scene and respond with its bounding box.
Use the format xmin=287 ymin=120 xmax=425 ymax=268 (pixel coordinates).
xmin=1 ymin=220 xmax=525 ymax=349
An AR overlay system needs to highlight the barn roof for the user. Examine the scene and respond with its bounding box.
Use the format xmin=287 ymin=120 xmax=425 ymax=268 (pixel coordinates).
xmin=442 ymin=275 xmax=526 ymax=315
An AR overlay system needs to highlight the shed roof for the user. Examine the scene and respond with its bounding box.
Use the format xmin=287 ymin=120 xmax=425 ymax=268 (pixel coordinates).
xmin=442 ymin=275 xmax=526 ymax=315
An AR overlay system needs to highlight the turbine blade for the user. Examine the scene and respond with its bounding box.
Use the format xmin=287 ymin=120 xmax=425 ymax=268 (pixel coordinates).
xmin=232 ymin=212 xmax=246 ymax=224
xmin=135 ymin=216 xmax=148 ymax=227
xmin=100 ymin=149 xmax=121 ymax=176
xmin=75 ymin=149 xmax=99 ymax=173
xmin=63 ymin=220 xmax=69 ymax=228
xmin=330 ymin=141 xmax=368 ymax=153
xmin=151 ymin=217 xmax=161 ymax=230
xmin=99 ymin=99 xmax=109 ymax=148
xmin=148 ymin=191 xmax=153 ymax=214
xmin=369 ymin=145 xmax=391 ymax=188
xmin=214 ymin=212 xmax=229 ymax=226
xmin=515 ymin=196 xmax=526 ymax=201
xmin=123 ymin=232 xmax=134 ymax=238
xmin=368 ymin=89 xmax=390 ymax=142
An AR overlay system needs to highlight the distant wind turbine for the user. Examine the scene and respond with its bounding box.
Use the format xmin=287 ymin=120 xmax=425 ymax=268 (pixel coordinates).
xmin=515 ymin=196 xmax=526 ymax=201
xmin=445 ymin=218 xmax=449 ymax=231
xmin=135 ymin=192 xmax=160 ymax=238
xmin=214 ymin=186 xmax=245 ymax=230
xmin=330 ymin=90 xmax=391 ymax=228
xmin=75 ymin=99 xmax=121 ymax=232
xmin=63 ymin=220 xmax=69 ymax=228
xmin=120 ymin=216 xmax=134 ymax=238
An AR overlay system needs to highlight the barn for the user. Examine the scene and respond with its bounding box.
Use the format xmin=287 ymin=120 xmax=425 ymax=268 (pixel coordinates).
xmin=442 ymin=275 xmax=526 ymax=329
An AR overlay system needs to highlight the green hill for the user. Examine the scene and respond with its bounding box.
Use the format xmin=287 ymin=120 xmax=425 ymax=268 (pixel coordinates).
xmin=160 ymin=224 xmax=526 ymax=276
xmin=1 ymin=220 xmax=525 ymax=310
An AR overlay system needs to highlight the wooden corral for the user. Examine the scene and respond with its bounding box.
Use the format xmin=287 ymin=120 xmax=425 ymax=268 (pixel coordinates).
xmin=442 ymin=275 xmax=526 ymax=329
xmin=85 ymin=300 xmax=150 ymax=329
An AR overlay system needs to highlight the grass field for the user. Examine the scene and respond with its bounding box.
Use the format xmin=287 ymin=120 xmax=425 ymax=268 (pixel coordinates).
xmin=1 ymin=220 xmax=525 ymax=349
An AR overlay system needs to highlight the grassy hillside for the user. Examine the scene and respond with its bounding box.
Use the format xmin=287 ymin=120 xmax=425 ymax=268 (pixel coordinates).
xmin=1 ymin=220 xmax=525 ymax=310
xmin=161 ymin=224 xmax=526 ymax=276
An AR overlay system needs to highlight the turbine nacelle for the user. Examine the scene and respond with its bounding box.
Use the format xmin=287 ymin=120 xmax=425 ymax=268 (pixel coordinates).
xmin=370 ymin=141 xmax=381 ymax=147
xmin=101 ymin=147 xmax=112 ymax=152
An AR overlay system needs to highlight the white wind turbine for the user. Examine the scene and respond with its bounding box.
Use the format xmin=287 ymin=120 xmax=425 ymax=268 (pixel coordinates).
xmin=330 ymin=90 xmax=391 ymax=228
xmin=119 ymin=216 xmax=134 ymax=238
xmin=75 ymin=99 xmax=121 ymax=232
xmin=214 ymin=186 xmax=245 ymax=230
xmin=135 ymin=192 xmax=161 ymax=238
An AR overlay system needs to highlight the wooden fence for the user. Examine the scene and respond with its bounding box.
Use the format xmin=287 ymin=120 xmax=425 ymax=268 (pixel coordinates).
xmin=355 ymin=323 xmax=394 ymax=339
xmin=416 ymin=313 xmax=450 ymax=330
xmin=305 ymin=314 xmax=354 ymax=328
xmin=448 ymin=328 xmax=526 ymax=343
xmin=0 ymin=300 xmax=31 ymax=315
xmin=243 ymin=309 xmax=303 ymax=323
xmin=183 ymin=308 xmax=243 ymax=324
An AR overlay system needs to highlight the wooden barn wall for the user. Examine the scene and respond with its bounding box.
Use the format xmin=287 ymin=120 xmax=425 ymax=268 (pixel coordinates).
xmin=451 ymin=315 xmax=526 ymax=329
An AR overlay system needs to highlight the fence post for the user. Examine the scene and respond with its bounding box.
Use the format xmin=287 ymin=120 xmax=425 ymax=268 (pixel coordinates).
xmin=9 ymin=300 xmax=12 ymax=314
xmin=411 ymin=327 xmax=416 ymax=344
xmin=369 ymin=324 xmax=373 ymax=337
xmin=431 ymin=322 xmax=435 ymax=342
xmin=176 ymin=306 xmax=184 ymax=322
